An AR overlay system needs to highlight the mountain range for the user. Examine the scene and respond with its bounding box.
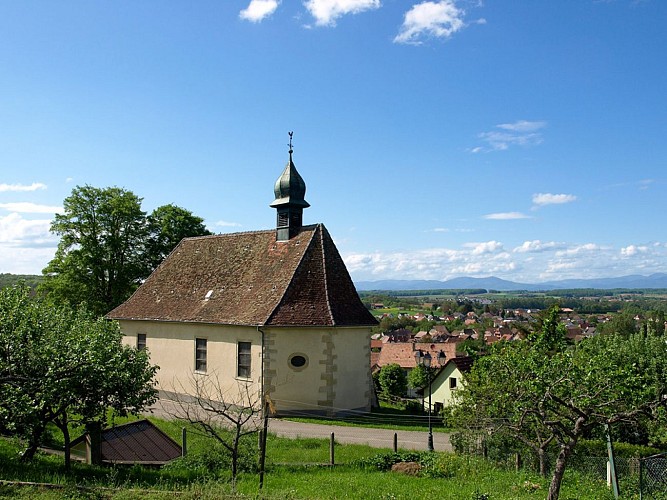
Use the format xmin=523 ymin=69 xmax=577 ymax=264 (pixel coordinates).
xmin=355 ymin=273 xmax=667 ymax=292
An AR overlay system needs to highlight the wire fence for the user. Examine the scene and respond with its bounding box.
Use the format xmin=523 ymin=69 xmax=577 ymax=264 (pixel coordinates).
xmin=640 ymin=453 xmax=667 ymax=499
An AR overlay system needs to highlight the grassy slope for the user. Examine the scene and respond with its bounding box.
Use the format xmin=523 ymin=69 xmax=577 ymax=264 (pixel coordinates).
xmin=0 ymin=416 xmax=615 ymax=500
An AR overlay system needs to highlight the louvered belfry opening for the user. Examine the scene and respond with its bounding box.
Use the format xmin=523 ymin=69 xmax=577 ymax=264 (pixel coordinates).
xmin=270 ymin=135 xmax=310 ymax=242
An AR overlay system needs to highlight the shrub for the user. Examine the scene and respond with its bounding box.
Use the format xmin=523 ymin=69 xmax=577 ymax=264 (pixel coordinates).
xmin=163 ymin=437 xmax=257 ymax=480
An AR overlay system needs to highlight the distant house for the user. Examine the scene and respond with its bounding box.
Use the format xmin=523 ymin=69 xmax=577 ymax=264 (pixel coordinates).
xmin=374 ymin=342 xmax=459 ymax=397
xmin=422 ymin=357 xmax=475 ymax=413
xmin=107 ymin=145 xmax=377 ymax=416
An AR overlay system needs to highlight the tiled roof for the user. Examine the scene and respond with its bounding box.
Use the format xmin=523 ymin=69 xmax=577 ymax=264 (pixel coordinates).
xmin=71 ymin=419 xmax=181 ymax=465
xmin=107 ymin=224 xmax=377 ymax=327
xmin=376 ymin=342 xmax=458 ymax=369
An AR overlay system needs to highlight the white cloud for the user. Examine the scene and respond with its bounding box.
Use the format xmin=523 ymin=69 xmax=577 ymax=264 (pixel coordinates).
xmin=621 ymin=244 xmax=648 ymax=257
xmin=475 ymin=120 xmax=546 ymax=152
xmin=215 ymin=220 xmax=242 ymax=228
xmin=513 ymin=240 xmax=564 ymax=253
xmin=431 ymin=227 xmax=450 ymax=232
xmin=497 ymin=120 xmax=546 ymax=132
xmin=304 ymin=0 xmax=380 ymax=27
xmin=345 ymin=239 xmax=667 ymax=284
xmin=0 ymin=202 xmax=63 ymax=214
xmin=532 ymin=193 xmax=577 ymax=207
xmin=0 ymin=213 xmax=55 ymax=247
xmin=555 ymin=243 xmax=602 ymax=257
xmin=0 ymin=182 xmax=47 ymax=192
xmin=239 ymin=0 xmax=280 ymax=23
xmin=484 ymin=212 xmax=531 ymax=220
xmin=394 ymin=1 xmax=466 ymax=45
xmin=463 ymin=240 xmax=504 ymax=255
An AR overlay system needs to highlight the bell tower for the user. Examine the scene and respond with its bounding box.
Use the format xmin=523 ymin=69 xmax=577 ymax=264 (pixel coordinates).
xmin=270 ymin=132 xmax=310 ymax=241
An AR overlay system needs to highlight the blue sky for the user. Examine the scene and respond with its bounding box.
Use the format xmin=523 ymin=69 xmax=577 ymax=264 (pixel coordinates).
xmin=1 ymin=0 xmax=666 ymax=284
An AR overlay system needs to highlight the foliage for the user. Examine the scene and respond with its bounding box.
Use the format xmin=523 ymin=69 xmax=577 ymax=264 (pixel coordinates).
xmin=41 ymin=185 xmax=148 ymax=316
xmin=40 ymin=185 xmax=211 ymax=316
xmin=452 ymin=304 xmax=667 ymax=499
xmin=164 ymin=437 xmax=257 ymax=479
xmin=407 ymin=363 xmax=434 ymax=390
xmin=596 ymin=310 xmax=639 ymax=336
xmin=377 ymin=363 xmax=408 ymax=398
xmin=0 ymin=273 xmax=43 ymax=290
xmin=0 ymin=283 xmax=158 ymax=465
xmin=145 ymin=203 xmax=212 ymax=271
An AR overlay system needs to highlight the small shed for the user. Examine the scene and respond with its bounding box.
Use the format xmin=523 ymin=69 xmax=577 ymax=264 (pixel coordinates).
xmin=71 ymin=419 xmax=182 ymax=466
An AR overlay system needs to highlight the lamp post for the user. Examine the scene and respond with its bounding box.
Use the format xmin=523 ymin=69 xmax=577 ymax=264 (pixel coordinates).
xmin=415 ymin=349 xmax=447 ymax=452
xmin=415 ymin=349 xmax=434 ymax=451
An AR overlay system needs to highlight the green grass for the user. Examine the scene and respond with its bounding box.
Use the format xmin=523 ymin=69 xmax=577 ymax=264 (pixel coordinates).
xmin=0 ymin=417 xmax=618 ymax=499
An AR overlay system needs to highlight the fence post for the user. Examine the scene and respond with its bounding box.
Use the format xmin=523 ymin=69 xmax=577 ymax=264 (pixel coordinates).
xmin=606 ymin=423 xmax=620 ymax=499
xmin=330 ymin=433 xmax=335 ymax=466
xmin=181 ymin=427 xmax=187 ymax=457
xmin=393 ymin=433 xmax=398 ymax=453
xmin=515 ymin=452 xmax=522 ymax=472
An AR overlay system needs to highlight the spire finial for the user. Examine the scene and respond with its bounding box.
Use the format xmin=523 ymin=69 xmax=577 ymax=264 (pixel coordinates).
xmin=288 ymin=131 xmax=294 ymax=156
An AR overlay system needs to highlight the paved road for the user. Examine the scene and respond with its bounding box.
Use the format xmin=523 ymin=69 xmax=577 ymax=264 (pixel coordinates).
xmin=268 ymin=419 xmax=452 ymax=452
xmin=149 ymin=397 xmax=452 ymax=452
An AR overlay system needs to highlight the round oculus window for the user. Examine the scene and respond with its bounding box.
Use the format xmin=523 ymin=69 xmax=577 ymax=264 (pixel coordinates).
xmin=289 ymin=354 xmax=307 ymax=369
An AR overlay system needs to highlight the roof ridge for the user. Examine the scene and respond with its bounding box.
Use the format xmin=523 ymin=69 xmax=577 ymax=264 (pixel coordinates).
xmin=319 ymin=224 xmax=336 ymax=326
xmin=262 ymin=226 xmax=319 ymax=325
xmin=184 ymin=224 xmax=322 ymax=242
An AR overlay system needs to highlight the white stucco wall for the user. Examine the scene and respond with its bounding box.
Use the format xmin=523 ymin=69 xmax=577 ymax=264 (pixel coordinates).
xmin=119 ymin=320 xmax=263 ymax=407
xmin=263 ymin=326 xmax=372 ymax=415
xmin=427 ymin=364 xmax=464 ymax=410
xmin=119 ymin=320 xmax=372 ymax=416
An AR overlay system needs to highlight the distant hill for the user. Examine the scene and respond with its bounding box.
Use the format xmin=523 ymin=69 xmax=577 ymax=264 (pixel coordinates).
xmin=355 ymin=273 xmax=667 ymax=292
xmin=0 ymin=273 xmax=44 ymax=290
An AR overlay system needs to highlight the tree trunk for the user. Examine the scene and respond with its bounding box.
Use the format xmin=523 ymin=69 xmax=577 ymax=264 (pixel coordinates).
xmin=538 ymin=447 xmax=547 ymax=477
xmin=231 ymin=430 xmax=240 ymax=490
xmin=20 ymin=422 xmax=46 ymax=462
xmin=62 ymin=421 xmax=71 ymax=471
xmin=53 ymin=415 xmax=72 ymax=471
xmin=547 ymin=440 xmax=577 ymax=500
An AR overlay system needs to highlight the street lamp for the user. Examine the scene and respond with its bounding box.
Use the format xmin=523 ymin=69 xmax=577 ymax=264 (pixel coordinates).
xmin=415 ymin=349 xmax=434 ymax=451
xmin=415 ymin=349 xmax=447 ymax=452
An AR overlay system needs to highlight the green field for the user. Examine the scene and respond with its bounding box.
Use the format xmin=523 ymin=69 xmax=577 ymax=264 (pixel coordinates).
xmin=0 ymin=416 xmax=618 ymax=499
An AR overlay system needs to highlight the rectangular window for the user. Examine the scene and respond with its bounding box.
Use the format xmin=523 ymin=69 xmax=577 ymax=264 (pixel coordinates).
xmin=195 ymin=338 xmax=207 ymax=372
xmin=237 ymin=341 xmax=251 ymax=378
xmin=137 ymin=333 xmax=147 ymax=351
xmin=449 ymin=377 xmax=457 ymax=389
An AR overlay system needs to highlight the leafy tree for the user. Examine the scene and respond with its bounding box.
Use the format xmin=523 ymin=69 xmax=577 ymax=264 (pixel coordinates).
xmin=145 ymin=203 xmax=212 ymax=272
xmin=453 ymin=309 xmax=667 ymax=500
xmin=407 ymin=363 xmax=435 ymax=390
xmin=0 ymin=283 xmax=158 ymax=467
xmin=377 ymin=364 xmax=408 ymax=399
xmin=41 ymin=186 xmax=211 ymax=315
xmin=41 ymin=185 xmax=148 ymax=315
xmin=597 ymin=310 xmax=638 ymax=337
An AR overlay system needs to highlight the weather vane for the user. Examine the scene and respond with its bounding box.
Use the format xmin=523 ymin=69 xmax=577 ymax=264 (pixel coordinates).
xmin=288 ymin=131 xmax=294 ymax=153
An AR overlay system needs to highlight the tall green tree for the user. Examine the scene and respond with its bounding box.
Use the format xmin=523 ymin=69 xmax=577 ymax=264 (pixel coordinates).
xmin=453 ymin=306 xmax=667 ymax=500
xmin=145 ymin=203 xmax=212 ymax=272
xmin=41 ymin=186 xmax=147 ymax=315
xmin=41 ymin=186 xmax=211 ymax=315
xmin=0 ymin=283 xmax=158 ymax=467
